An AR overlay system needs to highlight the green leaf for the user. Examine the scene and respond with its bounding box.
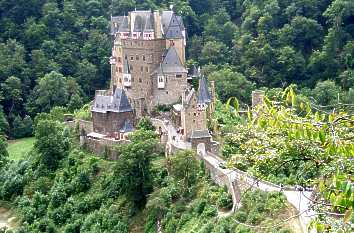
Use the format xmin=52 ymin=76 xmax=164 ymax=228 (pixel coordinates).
xmin=319 ymin=130 xmax=326 ymax=144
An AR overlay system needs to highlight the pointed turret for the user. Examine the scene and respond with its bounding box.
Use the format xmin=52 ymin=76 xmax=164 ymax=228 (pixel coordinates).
xmin=197 ymin=76 xmax=212 ymax=110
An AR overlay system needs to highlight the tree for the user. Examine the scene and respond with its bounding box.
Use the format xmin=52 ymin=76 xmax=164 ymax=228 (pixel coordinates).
xmin=280 ymin=16 xmax=323 ymax=55
xmin=75 ymin=59 xmax=97 ymax=96
xmin=0 ymin=136 xmax=8 ymax=169
xmin=26 ymin=71 xmax=69 ymax=115
xmin=23 ymin=115 xmax=33 ymax=137
xmin=12 ymin=115 xmax=25 ymax=139
xmin=312 ymin=80 xmax=341 ymax=105
xmin=0 ymin=39 xmax=26 ymax=82
xmin=67 ymin=93 xmax=83 ymax=113
xmin=110 ymin=130 xmax=158 ymax=206
xmin=1 ymin=76 xmax=23 ymax=116
xmin=209 ymin=67 xmax=255 ymax=103
xmin=200 ymin=40 xmax=229 ymax=65
xmin=0 ymin=106 xmax=9 ymax=135
xmin=34 ymin=120 xmax=69 ymax=170
xmin=137 ymin=117 xmax=155 ymax=131
xmin=169 ymin=150 xmax=199 ymax=195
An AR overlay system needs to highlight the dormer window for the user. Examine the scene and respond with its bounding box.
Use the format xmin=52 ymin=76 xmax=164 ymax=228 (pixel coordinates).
xmin=158 ymin=75 xmax=165 ymax=89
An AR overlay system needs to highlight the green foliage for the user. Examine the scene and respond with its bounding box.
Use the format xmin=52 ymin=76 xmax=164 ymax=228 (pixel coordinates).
xmin=209 ymin=67 xmax=255 ymax=104
xmin=221 ymin=87 xmax=354 ymax=230
xmin=169 ymin=150 xmax=199 ymax=197
xmin=0 ymin=136 xmax=8 ymax=169
xmin=34 ymin=120 xmax=69 ymax=170
xmin=108 ymin=130 xmax=158 ymax=206
xmin=137 ymin=117 xmax=156 ymax=131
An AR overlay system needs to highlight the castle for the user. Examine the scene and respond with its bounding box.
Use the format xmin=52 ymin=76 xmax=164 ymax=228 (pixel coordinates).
xmin=109 ymin=9 xmax=187 ymax=117
xmin=83 ymin=8 xmax=215 ymax=156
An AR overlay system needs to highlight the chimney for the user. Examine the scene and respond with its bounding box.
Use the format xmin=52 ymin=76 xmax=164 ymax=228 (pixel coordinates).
xmin=153 ymin=10 xmax=162 ymax=38
xmin=252 ymin=90 xmax=265 ymax=108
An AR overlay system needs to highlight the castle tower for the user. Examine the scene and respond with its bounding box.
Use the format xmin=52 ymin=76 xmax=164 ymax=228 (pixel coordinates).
xmin=109 ymin=9 xmax=187 ymax=118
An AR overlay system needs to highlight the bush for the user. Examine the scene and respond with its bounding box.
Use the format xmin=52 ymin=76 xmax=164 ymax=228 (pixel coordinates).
xmin=201 ymin=205 xmax=217 ymax=218
xmin=217 ymin=192 xmax=233 ymax=210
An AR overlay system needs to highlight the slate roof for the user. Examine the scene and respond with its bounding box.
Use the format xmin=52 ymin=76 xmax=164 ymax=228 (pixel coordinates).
xmin=119 ymin=16 xmax=130 ymax=32
xmin=111 ymin=10 xmax=185 ymax=39
xmin=188 ymin=65 xmax=200 ymax=78
xmin=165 ymin=14 xmax=184 ymax=39
xmin=111 ymin=16 xmax=124 ymax=35
xmin=144 ymin=15 xmax=154 ymax=32
xmin=120 ymin=119 xmax=134 ymax=133
xmin=190 ymin=130 xmax=212 ymax=139
xmin=123 ymin=58 xmax=130 ymax=74
xmin=155 ymin=46 xmax=187 ymax=74
xmin=133 ymin=15 xmax=144 ymax=32
xmin=197 ymin=76 xmax=212 ymax=105
xmin=92 ymin=88 xmax=132 ymax=113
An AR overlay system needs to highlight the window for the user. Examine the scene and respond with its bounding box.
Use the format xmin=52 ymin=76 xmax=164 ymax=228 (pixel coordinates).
xmin=118 ymin=57 xmax=121 ymax=63
xmin=176 ymin=74 xmax=182 ymax=78
xmin=145 ymin=67 xmax=148 ymax=72
xmin=136 ymin=55 xmax=139 ymax=60
xmin=130 ymin=65 xmax=133 ymax=71
xmin=130 ymin=56 xmax=134 ymax=61
xmin=158 ymin=76 xmax=164 ymax=82
xmin=166 ymin=91 xmax=168 ymax=94
xmin=139 ymin=78 xmax=142 ymax=83
xmin=143 ymin=55 xmax=145 ymax=61
xmin=140 ymin=66 xmax=143 ymax=72
xmin=125 ymin=55 xmax=127 ymax=59
xmin=118 ymin=67 xmax=122 ymax=73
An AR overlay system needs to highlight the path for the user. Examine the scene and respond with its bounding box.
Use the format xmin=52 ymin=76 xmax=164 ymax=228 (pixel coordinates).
xmin=152 ymin=117 xmax=315 ymax=232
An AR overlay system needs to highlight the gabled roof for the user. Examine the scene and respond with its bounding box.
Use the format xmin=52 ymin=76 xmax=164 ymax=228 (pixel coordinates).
xmin=133 ymin=15 xmax=144 ymax=32
xmin=144 ymin=15 xmax=154 ymax=32
xmin=155 ymin=46 xmax=187 ymax=74
xmin=119 ymin=16 xmax=130 ymax=32
xmin=197 ymin=76 xmax=212 ymax=105
xmin=123 ymin=58 xmax=130 ymax=74
xmin=190 ymin=130 xmax=211 ymax=139
xmin=165 ymin=14 xmax=184 ymax=39
xmin=161 ymin=11 xmax=173 ymax=34
xmin=92 ymin=88 xmax=132 ymax=113
xmin=120 ymin=119 xmax=134 ymax=133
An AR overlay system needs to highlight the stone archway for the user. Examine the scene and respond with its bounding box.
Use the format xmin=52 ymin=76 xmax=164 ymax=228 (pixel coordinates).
xmin=197 ymin=143 xmax=206 ymax=157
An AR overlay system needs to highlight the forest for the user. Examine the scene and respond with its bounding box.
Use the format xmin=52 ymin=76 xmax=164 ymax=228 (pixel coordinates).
xmin=0 ymin=0 xmax=353 ymax=232
xmin=0 ymin=0 xmax=353 ymax=138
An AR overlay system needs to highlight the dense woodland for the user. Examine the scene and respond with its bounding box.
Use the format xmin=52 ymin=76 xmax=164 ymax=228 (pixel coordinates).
xmin=0 ymin=0 xmax=353 ymax=232
xmin=0 ymin=0 xmax=353 ymax=138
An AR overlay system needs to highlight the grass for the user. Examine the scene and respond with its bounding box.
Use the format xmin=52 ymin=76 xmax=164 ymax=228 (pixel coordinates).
xmin=7 ymin=137 xmax=35 ymax=161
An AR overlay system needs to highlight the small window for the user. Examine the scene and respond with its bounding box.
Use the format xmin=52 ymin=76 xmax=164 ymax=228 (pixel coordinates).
xmin=139 ymin=78 xmax=142 ymax=83
xmin=136 ymin=55 xmax=139 ymax=60
xmin=166 ymin=91 xmax=168 ymax=94
xmin=143 ymin=55 xmax=146 ymax=61
xmin=176 ymin=74 xmax=182 ymax=78
xmin=125 ymin=55 xmax=127 ymax=59
xmin=130 ymin=56 xmax=134 ymax=61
